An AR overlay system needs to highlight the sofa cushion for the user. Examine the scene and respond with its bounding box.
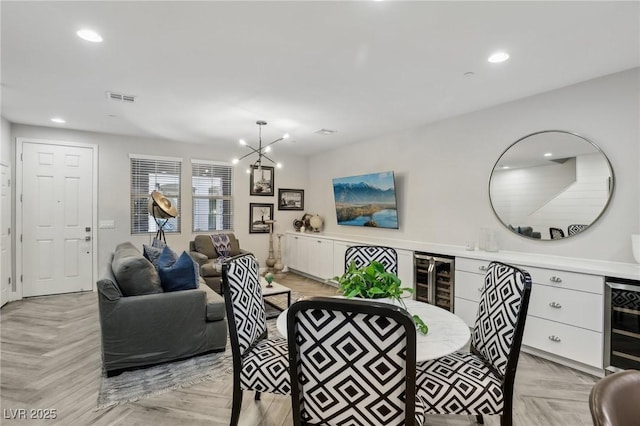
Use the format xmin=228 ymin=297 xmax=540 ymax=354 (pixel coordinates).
xmin=201 ymin=285 xmax=226 ymax=321
xmin=158 ymin=250 xmax=199 ymax=292
xmin=201 ymin=261 xmax=222 ymax=278
xmin=111 ymin=242 xmax=163 ymax=296
xmin=194 ymin=235 xmax=217 ymax=258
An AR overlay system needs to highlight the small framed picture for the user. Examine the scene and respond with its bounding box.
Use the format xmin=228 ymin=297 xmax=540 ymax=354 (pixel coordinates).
xmin=250 ymin=165 xmax=274 ymax=196
xmin=278 ymin=189 xmax=305 ymax=211
xmin=249 ymin=203 xmax=274 ymax=233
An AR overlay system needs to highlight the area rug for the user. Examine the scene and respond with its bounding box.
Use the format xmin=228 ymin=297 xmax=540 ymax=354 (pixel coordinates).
xmin=96 ymin=293 xmax=293 ymax=409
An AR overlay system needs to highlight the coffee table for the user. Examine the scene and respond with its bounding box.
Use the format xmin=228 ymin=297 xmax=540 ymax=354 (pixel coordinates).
xmin=261 ymin=277 xmax=291 ymax=319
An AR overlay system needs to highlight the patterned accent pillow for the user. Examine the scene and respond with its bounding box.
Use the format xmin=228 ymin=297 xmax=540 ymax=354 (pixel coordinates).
xmin=158 ymin=251 xmax=198 ymax=292
xmin=210 ymin=234 xmax=231 ymax=258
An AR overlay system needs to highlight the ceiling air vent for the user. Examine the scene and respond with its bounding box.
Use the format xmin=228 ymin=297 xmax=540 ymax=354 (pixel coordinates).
xmin=106 ymin=91 xmax=136 ymax=103
xmin=314 ymin=128 xmax=337 ymax=135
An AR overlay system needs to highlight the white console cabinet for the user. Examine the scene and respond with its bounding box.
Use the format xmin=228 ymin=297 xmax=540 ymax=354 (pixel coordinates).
xmin=455 ymin=257 xmax=604 ymax=373
xmin=285 ymin=233 xmax=413 ymax=287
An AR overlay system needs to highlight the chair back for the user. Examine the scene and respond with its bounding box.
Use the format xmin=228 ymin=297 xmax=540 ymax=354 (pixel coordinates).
xmin=222 ymin=254 xmax=267 ymax=356
xmin=568 ymin=224 xmax=587 ymax=236
xmin=550 ymin=227 xmax=565 ymax=239
xmin=471 ymin=262 xmax=532 ymax=378
xmin=589 ymin=369 xmax=640 ymax=426
xmin=344 ymin=245 xmax=398 ymax=275
xmin=287 ymin=297 xmax=417 ymax=426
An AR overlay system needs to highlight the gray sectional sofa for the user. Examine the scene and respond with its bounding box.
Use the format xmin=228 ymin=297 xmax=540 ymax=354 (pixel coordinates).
xmin=97 ymin=242 xmax=227 ymax=376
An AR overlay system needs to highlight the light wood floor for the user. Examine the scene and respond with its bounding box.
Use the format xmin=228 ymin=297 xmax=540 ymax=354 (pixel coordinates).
xmin=0 ymin=272 xmax=599 ymax=425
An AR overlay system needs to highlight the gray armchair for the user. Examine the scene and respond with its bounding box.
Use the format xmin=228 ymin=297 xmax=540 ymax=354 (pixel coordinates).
xmin=189 ymin=234 xmax=251 ymax=293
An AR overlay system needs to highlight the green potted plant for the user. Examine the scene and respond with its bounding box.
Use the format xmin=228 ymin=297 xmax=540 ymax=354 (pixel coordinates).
xmin=331 ymin=261 xmax=429 ymax=334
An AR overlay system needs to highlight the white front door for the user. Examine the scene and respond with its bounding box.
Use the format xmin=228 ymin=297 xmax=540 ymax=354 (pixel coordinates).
xmin=21 ymin=142 xmax=94 ymax=297
xmin=1 ymin=164 xmax=11 ymax=307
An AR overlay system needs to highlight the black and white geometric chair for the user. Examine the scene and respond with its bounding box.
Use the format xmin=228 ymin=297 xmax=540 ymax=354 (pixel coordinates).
xmin=345 ymin=245 xmax=398 ymax=274
xmin=549 ymin=227 xmax=565 ymax=239
xmin=221 ymin=253 xmax=291 ymax=426
xmin=287 ymin=296 xmax=426 ymax=426
xmin=415 ymin=262 xmax=532 ymax=426
xmin=568 ymin=224 xmax=587 ymax=236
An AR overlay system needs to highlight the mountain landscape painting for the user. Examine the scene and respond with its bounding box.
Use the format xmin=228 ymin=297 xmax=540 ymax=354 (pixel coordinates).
xmin=332 ymin=171 xmax=398 ymax=229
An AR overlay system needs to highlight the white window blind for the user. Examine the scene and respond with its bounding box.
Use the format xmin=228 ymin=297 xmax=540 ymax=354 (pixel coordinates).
xmin=192 ymin=160 xmax=233 ymax=232
xmin=130 ymin=156 xmax=182 ymax=234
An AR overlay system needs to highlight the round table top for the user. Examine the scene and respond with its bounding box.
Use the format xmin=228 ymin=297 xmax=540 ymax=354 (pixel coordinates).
xmin=275 ymin=297 xmax=471 ymax=362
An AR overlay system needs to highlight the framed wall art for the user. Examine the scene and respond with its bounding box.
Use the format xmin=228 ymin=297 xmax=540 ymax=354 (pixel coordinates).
xmin=250 ymin=165 xmax=274 ymax=196
xmin=249 ymin=203 xmax=273 ymax=233
xmin=278 ymin=188 xmax=304 ymax=211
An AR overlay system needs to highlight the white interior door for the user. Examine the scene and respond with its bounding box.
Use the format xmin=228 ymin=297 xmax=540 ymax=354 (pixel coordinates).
xmin=21 ymin=142 xmax=94 ymax=297
xmin=1 ymin=164 xmax=11 ymax=307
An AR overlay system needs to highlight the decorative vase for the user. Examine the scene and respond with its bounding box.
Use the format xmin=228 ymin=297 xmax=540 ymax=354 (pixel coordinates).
xmin=632 ymin=234 xmax=640 ymax=264
xmin=265 ymin=220 xmax=276 ymax=269
xmin=274 ymin=234 xmax=284 ymax=274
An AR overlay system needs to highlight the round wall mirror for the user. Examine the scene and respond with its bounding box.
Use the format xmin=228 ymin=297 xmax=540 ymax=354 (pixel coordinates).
xmin=489 ymin=130 xmax=614 ymax=241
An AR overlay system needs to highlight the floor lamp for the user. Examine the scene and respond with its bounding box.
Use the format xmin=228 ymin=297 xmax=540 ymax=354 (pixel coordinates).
xmin=148 ymin=190 xmax=177 ymax=243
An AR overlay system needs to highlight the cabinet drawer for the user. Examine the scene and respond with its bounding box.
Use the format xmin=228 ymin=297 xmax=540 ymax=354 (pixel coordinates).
xmin=523 ymin=316 xmax=603 ymax=368
xmin=454 ymin=297 xmax=478 ymax=328
xmin=528 ymin=284 xmax=603 ymax=332
xmin=456 ymin=271 xmax=484 ymax=302
xmin=456 ymin=257 xmax=492 ymax=275
xmin=523 ymin=265 xmax=603 ymax=294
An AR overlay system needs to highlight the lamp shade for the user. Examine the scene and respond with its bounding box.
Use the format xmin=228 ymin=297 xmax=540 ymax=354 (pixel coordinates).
xmin=148 ymin=190 xmax=177 ymax=218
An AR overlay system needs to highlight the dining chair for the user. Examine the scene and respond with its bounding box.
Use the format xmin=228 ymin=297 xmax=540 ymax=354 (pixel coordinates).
xmin=221 ymin=253 xmax=291 ymax=426
xmin=415 ymin=261 xmax=532 ymax=426
xmin=549 ymin=227 xmax=565 ymax=239
xmin=344 ymin=245 xmax=398 ymax=274
xmin=568 ymin=224 xmax=588 ymax=236
xmin=589 ymin=369 xmax=640 ymax=426
xmin=287 ymin=296 xmax=425 ymax=426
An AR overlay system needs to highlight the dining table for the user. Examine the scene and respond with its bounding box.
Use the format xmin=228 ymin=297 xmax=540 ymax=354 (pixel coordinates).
xmin=275 ymin=297 xmax=471 ymax=362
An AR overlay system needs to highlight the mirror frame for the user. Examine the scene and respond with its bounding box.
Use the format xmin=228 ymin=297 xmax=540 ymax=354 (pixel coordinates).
xmin=488 ymin=130 xmax=615 ymax=241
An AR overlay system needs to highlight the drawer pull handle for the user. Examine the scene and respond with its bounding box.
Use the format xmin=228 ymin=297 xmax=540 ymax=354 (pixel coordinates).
xmin=549 ymin=302 xmax=562 ymax=309
xmin=550 ymin=276 xmax=563 ymax=283
xmin=478 ymin=266 xmax=488 ymax=271
xmin=548 ymin=335 xmax=562 ymax=343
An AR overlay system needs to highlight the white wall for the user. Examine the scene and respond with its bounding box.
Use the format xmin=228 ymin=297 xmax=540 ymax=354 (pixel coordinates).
xmin=307 ymin=68 xmax=640 ymax=263
xmin=0 ymin=117 xmax=11 ymax=164
xmin=9 ymin=124 xmax=309 ymax=275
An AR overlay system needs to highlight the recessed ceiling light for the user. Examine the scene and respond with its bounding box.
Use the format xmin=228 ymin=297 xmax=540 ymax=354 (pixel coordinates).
xmin=464 ymin=71 xmax=475 ymax=77
xmin=77 ymin=29 xmax=103 ymax=43
xmin=488 ymin=51 xmax=510 ymax=63
xmin=502 ymin=166 xmax=510 ymax=169
xmin=50 ymin=117 xmax=66 ymax=124
xmin=544 ymin=152 xmax=553 ymax=157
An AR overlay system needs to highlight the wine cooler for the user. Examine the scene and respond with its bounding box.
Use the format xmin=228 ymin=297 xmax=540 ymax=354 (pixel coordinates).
xmin=414 ymin=252 xmax=455 ymax=311
xmin=605 ymin=277 xmax=640 ymax=373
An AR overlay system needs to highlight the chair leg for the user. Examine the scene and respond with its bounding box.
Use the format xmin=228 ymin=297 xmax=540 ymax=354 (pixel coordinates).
xmin=230 ymin=388 xmax=243 ymax=426
xmin=500 ymin=412 xmax=512 ymax=426
xmin=476 ymin=414 xmax=484 ymax=424
xmin=255 ymin=391 xmax=261 ymax=401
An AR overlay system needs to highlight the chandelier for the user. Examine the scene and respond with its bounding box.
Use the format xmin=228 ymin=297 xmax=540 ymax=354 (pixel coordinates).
xmin=232 ymin=120 xmax=289 ymax=173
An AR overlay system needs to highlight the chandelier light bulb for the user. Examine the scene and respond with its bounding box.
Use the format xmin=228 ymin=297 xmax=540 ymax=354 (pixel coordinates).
xmin=239 ymin=139 xmax=247 ymax=146
xmin=265 ymin=146 xmax=271 ymax=153
xmin=276 ymin=163 xmax=283 ymax=169
xmin=246 ymin=168 xmax=251 ymax=174
xmin=232 ymin=158 xmax=239 ymax=164
xmin=282 ymin=133 xmax=290 ymax=139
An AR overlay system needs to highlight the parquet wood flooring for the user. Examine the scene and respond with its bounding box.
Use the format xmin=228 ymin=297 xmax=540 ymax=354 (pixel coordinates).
xmin=1 ymin=272 xmax=599 ymax=425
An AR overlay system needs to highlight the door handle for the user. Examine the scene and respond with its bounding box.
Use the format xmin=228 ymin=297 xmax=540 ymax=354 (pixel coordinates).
xmin=85 ymin=236 xmax=91 ymax=241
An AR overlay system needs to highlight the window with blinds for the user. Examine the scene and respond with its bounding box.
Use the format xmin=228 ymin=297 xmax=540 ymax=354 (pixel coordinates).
xmin=130 ymin=155 xmax=182 ymax=234
xmin=192 ymin=160 xmax=233 ymax=232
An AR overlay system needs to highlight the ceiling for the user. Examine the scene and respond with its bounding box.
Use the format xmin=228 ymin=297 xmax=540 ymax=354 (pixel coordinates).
xmin=2 ymin=1 xmax=639 ymax=157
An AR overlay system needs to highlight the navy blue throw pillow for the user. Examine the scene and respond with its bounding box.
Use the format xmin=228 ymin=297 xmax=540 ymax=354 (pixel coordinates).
xmin=158 ymin=251 xmax=198 ymax=292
